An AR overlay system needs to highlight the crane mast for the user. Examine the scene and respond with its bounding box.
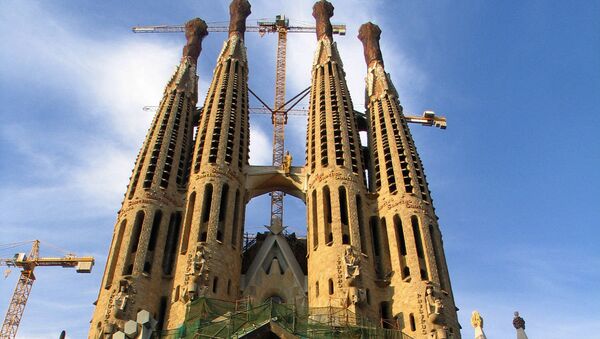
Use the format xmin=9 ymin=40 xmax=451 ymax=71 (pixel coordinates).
xmin=269 ymin=18 xmax=288 ymax=232
xmin=0 ymin=241 xmax=94 ymax=339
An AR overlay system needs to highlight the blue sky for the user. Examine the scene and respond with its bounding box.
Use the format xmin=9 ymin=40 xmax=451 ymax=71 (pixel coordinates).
xmin=1 ymin=0 xmax=599 ymax=338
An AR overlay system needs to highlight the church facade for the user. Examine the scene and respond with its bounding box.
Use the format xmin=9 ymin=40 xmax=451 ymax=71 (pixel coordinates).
xmin=89 ymin=1 xmax=460 ymax=338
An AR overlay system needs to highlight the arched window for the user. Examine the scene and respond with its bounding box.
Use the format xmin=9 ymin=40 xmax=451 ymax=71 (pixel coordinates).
xmin=356 ymin=195 xmax=368 ymax=254
xmin=123 ymin=211 xmax=145 ymax=275
xmin=312 ymin=190 xmax=319 ymax=249
xmin=144 ymin=210 xmax=162 ymax=274
xmin=212 ymin=277 xmax=219 ymax=294
xmin=105 ymin=219 xmax=126 ymax=289
xmin=180 ymin=192 xmax=196 ymax=254
xmin=429 ymin=224 xmax=446 ymax=290
xmin=217 ymin=184 xmax=229 ymax=242
xmin=231 ymin=190 xmax=240 ymax=248
xmin=162 ymin=212 xmax=181 ymax=275
xmin=339 ymin=187 xmax=350 ymax=244
xmin=394 ymin=215 xmax=410 ymax=280
xmin=323 ymin=186 xmax=333 ymax=245
xmin=328 ymin=279 xmax=334 ymax=295
xmin=411 ymin=216 xmax=429 ymax=280
xmin=198 ymin=184 xmax=213 ymax=242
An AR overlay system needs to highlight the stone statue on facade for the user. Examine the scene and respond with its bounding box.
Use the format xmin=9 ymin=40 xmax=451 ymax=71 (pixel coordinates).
xmin=282 ymin=151 xmax=292 ymax=175
xmin=425 ymin=284 xmax=449 ymax=339
xmin=471 ymin=310 xmax=487 ymax=339
xmin=113 ymin=280 xmax=131 ymax=316
xmin=183 ymin=243 xmax=210 ymax=301
xmin=343 ymin=245 xmax=361 ymax=282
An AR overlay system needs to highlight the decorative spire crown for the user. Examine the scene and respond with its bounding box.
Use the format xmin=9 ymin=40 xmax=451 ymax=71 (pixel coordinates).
xmin=513 ymin=311 xmax=526 ymax=330
xmin=358 ymin=22 xmax=384 ymax=68
xmin=182 ymin=18 xmax=208 ymax=63
xmin=228 ymin=0 xmax=251 ymax=38
xmin=312 ymin=0 xmax=334 ymax=40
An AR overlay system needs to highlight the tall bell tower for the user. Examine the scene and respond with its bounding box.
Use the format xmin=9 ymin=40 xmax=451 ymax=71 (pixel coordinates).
xmin=305 ymin=0 xmax=374 ymax=318
xmin=89 ymin=18 xmax=208 ymax=337
xmin=165 ymin=0 xmax=252 ymax=328
xmin=359 ymin=22 xmax=461 ymax=338
xmin=88 ymin=2 xmax=462 ymax=338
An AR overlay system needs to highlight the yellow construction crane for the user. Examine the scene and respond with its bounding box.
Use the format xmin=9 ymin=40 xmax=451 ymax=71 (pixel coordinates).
xmin=133 ymin=16 xmax=346 ymax=233
xmin=0 ymin=240 xmax=94 ymax=339
xmin=144 ymin=105 xmax=447 ymax=129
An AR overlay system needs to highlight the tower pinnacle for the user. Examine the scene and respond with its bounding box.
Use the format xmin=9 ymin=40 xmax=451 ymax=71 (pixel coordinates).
xmin=312 ymin=0 xmax=334 ymax=40
xmin=228 ymin=0 xmax=251 ymax=39
xmin=358 ymin=22 xmax=384 ymax=68
xmin=182 ymin=18 xmax=208 ymax=63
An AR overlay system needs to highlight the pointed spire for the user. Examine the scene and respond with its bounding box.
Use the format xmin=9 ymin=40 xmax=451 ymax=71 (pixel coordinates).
xmin=182 ymin=18 xmax=208 ymax=63
xmin=228 ymin=0 xmax=251 ymax=39
xmin=312 ymin=0 xmax=334 ymax=40
xmin=358 ymin=22 xmax=384 ymax=68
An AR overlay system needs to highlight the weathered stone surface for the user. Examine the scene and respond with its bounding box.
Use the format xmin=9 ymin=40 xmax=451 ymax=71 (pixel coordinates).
xmin=228 ymin=0 xmax=251 ymax=38
xmin=89 ymin=3 xmax=462 ymax=339
xmin=358 ymin=22 xmax=383 ymax=67
xmin=183 ymin=18 xmax=208 ymax=62
xmin=312 ymin=0 xmax=334 ymax=40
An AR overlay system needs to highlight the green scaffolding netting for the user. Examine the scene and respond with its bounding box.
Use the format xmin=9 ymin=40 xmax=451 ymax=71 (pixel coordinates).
xmin=160 ymin=297 xmax=414 ymax=339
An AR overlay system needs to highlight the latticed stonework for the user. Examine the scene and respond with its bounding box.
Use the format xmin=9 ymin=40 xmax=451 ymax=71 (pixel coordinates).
xmin=88 ymin=17 xmax=208 ymax=338
xmin=89 ymin=1 xmax=460 ymax=338
xmin=305 ymin=0 xmax=374 ymax=322
xmin=358 ymin=22 xmax=460 ymax=337
xmin=166 ymin=0 xmax=252 ymax=329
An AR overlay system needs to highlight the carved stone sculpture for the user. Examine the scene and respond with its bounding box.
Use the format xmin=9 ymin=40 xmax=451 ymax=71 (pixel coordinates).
xmin=312 ymin=0 xmax=334 ymax=40
xmin=471 ymin=310 xmax=483 ymax=328
xmin=513 ymin=311 xmax=525 ymax=330
xmin=513 ymin=311 xmax=529 ymax=339
xmin=343 ymin=246 xmax=361 ymax=283
xmin=113 ymin=280 xmax=131 ymax=316
xmin=183 ymin=243 xmax=211 ymax=301
xmin=425 ymin=284 xmax=449 ymax=338
xmin=471 ymin=311 xmax=487 ymax=339
xmin=282 ymin=151 xmax=292 ymax=175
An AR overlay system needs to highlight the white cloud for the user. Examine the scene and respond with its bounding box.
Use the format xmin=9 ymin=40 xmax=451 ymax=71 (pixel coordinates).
xmin=248 ymin=124 xmax=272 ymax=165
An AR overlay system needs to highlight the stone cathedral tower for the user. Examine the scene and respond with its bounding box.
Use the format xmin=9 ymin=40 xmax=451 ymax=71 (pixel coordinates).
xmin=89 ymin=1 xmax=460 ymax=338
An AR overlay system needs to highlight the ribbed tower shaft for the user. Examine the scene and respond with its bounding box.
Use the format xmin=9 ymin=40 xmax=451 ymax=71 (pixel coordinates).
xmin=89 ymin=18 xmax=208 ymax=337
xmin=359 ymin=22 xmax=460 ymax=338
xmin=305 ymin=0 xmax=374 ymax=320
xmin=165 ymin=0 xmax=251 ymax=329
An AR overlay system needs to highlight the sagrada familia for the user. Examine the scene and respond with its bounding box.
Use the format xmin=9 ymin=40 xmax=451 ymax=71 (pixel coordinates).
xmin=89 ymin=0 xmax=463 ymax=338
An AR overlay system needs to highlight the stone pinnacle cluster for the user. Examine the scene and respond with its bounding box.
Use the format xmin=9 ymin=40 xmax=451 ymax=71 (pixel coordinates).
xmin=89 ymin=1 xmax=461 ymax=338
